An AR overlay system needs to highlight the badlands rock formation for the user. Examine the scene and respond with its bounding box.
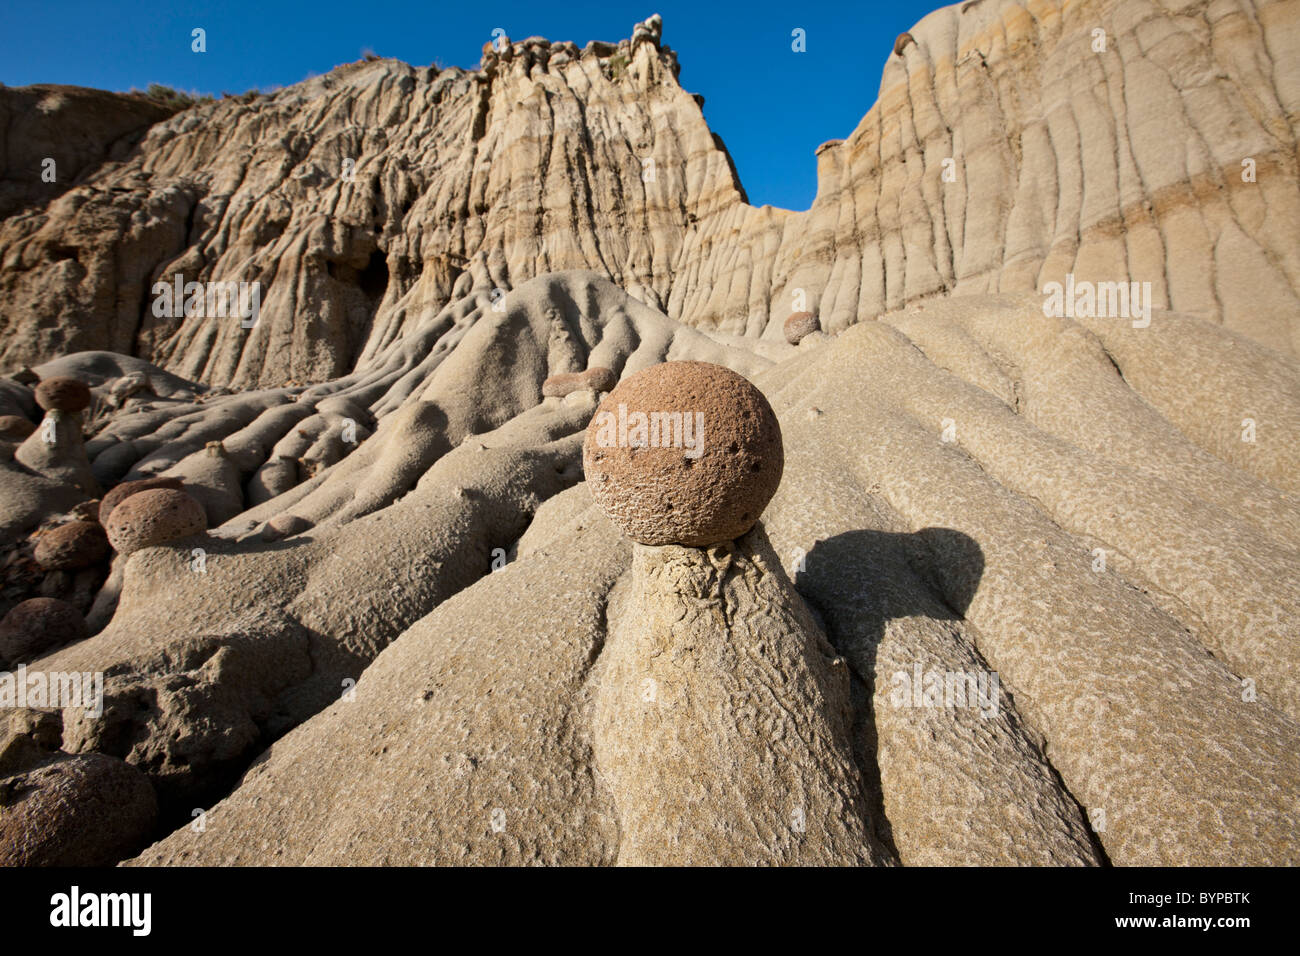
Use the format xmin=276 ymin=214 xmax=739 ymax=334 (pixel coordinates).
xmin=2 ymin=0 xmax=1298 ymax=388
xmin=1 ymin=1 xmax=1298 ymax=867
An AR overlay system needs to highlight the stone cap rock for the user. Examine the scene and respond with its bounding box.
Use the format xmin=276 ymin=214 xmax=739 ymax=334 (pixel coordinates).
xmin=104 ymin=487 xmax=207 ymax=555
xmin=784 ymin=311 xmax=821 ymax=345
xmin=34 ymin=376 xmax=91 ymax=413
xmin=99 ymin=476 xmax=184 ymax=525
xmin=32 ymin=521 xmax=109 ymax=571
xmin=582 ymin=360 xmax=783 ymax=546
xmin=0 ymin=597 xmax=89 ymax=664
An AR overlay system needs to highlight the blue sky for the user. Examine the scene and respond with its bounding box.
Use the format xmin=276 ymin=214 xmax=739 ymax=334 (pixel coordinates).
xmin=1 ymin=0 xmax=945 ymax=211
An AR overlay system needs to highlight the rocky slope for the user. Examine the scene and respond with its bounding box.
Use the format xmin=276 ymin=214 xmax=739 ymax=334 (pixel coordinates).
xmin=1 ymin=2 xmax=1298 ymax=867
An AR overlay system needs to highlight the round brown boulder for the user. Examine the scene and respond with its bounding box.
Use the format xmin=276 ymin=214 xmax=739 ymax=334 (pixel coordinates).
xmin=0 ymin=415 xmax=35 ymax=441
xmin=32 ymin=521 xmax=109 ymax=571
xmin=894 ymin=31 xmax=915 ymax=56
xmin=103 ymin=488 xmax=207 ymax=555
xmin=34 ymin=376 xmax=92 ymax=413
xmin=98 ymin=476 xmax=184 ymax=525
xmin=784 ymin=312 xmax=821 ymax=345
xmin=542 ymin=367 xmax=618 ymax=398
xmin=0 ymin=753 xmax=158 ymax=866
xmin=582 ymin=361 xmax=783 ymax=546
xmin=0 ymin=598 xmax=89 ymax=663
xmin=261 ymin=513 xmax=313 ymax=542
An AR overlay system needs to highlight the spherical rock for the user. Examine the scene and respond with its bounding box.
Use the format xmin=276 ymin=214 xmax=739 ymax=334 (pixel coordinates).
xmin=784 ymin=312 xmax=821 ymax=345
xmin=261 ymin=514 xmax=313 ymax=542
xmin=99 ymin=476 xmax=183 ymax=525
xmin=582 ymin=361 xmax=783 ymax=546
xmin=0 ymin=598 xmax=89 ymax=663
xmin=0 ymin=415 xmax=35 ymax=441
xmin=894 ymin=32 xmax=915 ymax=56
xmin=32 ymin=521 xmax=109 ymax=571
xmin=0 ymin=753 xmax=158 ymax=866
xmin=103 ymin=488 xmax=207 ymax=555
xmin=34 ymin=376 xmax=91 ymax=413
xmin=542 ymin=367 xmax=617 ymax=398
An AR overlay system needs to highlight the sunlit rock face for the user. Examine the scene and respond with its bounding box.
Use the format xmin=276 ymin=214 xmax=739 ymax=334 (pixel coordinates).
xmin=3 ymin=0 xmax=1298 ymax=391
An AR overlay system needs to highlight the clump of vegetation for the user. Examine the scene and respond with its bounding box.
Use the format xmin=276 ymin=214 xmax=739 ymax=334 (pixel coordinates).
xmin=219 ymin=89 xmax=263 ymax=104
xmin=133 ymin=83 xmax=215 ymax=111
xmin=608 ymin=53 xmax=628 ymax=79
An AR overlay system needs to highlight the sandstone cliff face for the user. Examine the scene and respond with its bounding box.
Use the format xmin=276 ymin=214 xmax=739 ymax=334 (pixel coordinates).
xmin=2 ymin=0 xmax=1297 ymax=389
xmin=676 ymin=0 xmax=1300 ymax=355
xmin=0 ymin=16 xmax=745 ymax=386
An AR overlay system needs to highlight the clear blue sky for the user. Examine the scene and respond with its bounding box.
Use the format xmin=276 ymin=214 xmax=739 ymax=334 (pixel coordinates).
xmin=1 ymin=0 xmax=946 ymax=211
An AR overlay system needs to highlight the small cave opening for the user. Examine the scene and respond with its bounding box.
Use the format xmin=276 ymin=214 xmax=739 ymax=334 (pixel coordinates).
xmin=359 ymin=249 xmax=389 ymax=301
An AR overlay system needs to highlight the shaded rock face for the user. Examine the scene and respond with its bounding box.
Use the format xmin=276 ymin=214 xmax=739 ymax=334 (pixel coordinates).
xmin=0 ymin=597 xmax=89 ymax=664
xmin=32 ymin=520 xmax=109 ymax=570
xmin=0 ymin=752 xmax=158 ymax=866
xmin=0 ymin=85 xmax=175 ymax=220
xmin=4 ymin=0 xmax=1296 ymax=389
xmin=0 ymin=415 xmax=35 ymax=441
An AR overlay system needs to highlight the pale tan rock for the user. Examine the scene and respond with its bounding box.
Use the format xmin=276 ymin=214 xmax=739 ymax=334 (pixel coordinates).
xmin=591 ymin=529 xmax=888 ymax=865
xmin=14 ymin=409 xmax=100 ymax=496
xmin=0 ymin=1 xmax=1295 ymax=871
xmin=541 ymin=367 xmax=616 ymax=397
xmin=261 ymin=514 xmax=312 ymax=541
